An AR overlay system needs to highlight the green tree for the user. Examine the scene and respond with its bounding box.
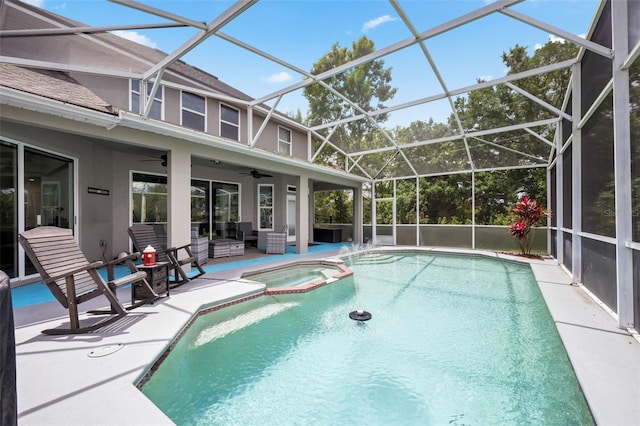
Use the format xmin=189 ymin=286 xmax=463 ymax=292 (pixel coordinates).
xmin=443 ymin=40 xmax=576 ymax=223
xmin=419 ymin=175 xmax=472 ymax=224
xmin=304 ymin=36 xmax=397 ymax=168
xmin=314 ymin=190 xmax=353 ymax=224
xmin=396 ymin=179 xmax=417 ymax=224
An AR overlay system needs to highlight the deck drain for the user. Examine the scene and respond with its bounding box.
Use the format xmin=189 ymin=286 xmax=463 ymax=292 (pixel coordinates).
xmin=88 ymin=343 xmax=124 ymax=358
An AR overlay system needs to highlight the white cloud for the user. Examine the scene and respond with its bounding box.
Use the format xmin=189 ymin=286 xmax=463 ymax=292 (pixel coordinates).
xmin=265 ymin=71 xmax=292 ymax=84
xmin=111 ymin=30 xmax=157 ymax=49
xmin=20 ymin=0 xmax=45 ymax=7
xmin=535 ymin=34 xmax=567 ymax=50
xmin=549 ymin=35 xmax=566 ymax=43
xmin=362 ymin=15 xmax=396 ymax=32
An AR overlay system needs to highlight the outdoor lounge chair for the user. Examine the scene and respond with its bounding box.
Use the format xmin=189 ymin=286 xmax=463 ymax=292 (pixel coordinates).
xmin=236 ymin=222 xmax=258 ymax=248
xmin=128 ymin=224 xmax=205 ymax=285
xmin=18 ymin=226 xmax=158 ymax=335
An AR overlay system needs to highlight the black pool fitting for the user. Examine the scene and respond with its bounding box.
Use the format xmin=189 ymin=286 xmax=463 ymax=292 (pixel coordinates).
xmin=349 ymin=310 xmax=372 ymax=321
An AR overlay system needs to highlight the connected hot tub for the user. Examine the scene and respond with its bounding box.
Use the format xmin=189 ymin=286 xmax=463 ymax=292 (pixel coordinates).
xmin=241 ymin=261 xmax=352 ymax=294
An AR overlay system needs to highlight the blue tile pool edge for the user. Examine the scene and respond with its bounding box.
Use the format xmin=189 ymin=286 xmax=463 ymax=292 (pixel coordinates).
xmin=11 ymin=242 xmax=347 ymax=308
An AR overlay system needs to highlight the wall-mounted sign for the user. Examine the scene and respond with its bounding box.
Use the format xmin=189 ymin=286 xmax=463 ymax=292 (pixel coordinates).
xmin=88 ymin=187 xmax=110 ymax=196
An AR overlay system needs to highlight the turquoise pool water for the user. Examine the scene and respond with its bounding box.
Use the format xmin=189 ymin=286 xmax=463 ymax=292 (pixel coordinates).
xmin=141 ymin=252 xmax=593 ymax=425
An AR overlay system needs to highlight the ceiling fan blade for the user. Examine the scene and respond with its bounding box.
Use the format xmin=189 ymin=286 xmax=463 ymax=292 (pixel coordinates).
xmin=239 ymin=168 xmax=267 ymax=178
xmin=140 ymin=154 xmax=167 ymax=167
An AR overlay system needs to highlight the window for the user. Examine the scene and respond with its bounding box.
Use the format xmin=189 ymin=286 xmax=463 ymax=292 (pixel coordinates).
xmin=182 ymin=91 xmax=206 ymax=131
xmin=132 ymin=173 xmax=167 ymax=224
xmin=220 ymin=104 xmax=240 ymax=140
xmin=258 ymin=184 xmax=273 ymax=231
xmin=278 ymin=126 xmax=292 ymax=155
xmin=131 ymin=80 xmax=162 ymax=120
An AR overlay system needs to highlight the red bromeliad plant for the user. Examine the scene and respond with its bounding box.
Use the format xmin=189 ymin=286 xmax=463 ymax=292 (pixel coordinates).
xmin=508 ymin=196 xmax=550 ymax=256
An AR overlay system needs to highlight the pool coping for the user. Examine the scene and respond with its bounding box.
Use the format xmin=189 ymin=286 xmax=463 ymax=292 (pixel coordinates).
xmin=11 ymin=246 xmax=640 ymax=425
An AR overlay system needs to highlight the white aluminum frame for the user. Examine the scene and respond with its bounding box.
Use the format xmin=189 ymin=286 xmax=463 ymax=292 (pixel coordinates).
xmin=1 ymin=0 xmax=607 ymax=179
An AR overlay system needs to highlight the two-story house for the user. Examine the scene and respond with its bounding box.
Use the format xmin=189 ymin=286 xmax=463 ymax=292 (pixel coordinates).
xmin=0 ymin=0 xmax=366 ymax=283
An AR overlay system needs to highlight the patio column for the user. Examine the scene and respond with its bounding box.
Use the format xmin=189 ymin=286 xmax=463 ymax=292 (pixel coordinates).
xmin=611 ymin=0 xmax=633 ymax=329
xmin=296 ymin=174 xmax=309 ymax=254
xmin=371 ymin=181 xmax=377 ymax=245
xmin=167 ymin=149 xmax=192 ymax=272
xmin=353 ymin=184 xmax=363 ymax=244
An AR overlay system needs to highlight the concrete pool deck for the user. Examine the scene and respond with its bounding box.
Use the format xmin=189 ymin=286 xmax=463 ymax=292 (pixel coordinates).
xmin=11 ymin=247 xmax=640 ymax=425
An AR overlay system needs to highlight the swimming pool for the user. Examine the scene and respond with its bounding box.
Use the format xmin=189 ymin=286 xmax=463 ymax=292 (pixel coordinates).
xmin=140 ymin=252 xmax=593 ymax=424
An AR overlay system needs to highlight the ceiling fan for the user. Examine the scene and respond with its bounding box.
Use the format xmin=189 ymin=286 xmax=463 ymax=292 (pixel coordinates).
xmin=240 ymin=168 xmax=273 ymax=179
xmin=140 ymin=154 xmax=167 ymax=167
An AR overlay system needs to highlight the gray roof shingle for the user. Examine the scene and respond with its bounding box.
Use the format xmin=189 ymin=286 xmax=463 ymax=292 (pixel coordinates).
xmin=0 ymin=63 xmax=118 ymax=115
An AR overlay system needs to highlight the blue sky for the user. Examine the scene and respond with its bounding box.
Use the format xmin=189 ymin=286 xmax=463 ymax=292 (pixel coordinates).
xmin=21 ymin=0 xmax=599 ymax=126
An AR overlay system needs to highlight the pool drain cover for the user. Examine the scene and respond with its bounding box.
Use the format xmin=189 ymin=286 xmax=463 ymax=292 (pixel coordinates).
xmin=88 ymin=343 xmax=124 ymax=358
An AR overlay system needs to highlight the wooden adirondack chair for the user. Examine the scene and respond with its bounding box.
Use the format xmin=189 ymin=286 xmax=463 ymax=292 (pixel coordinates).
xmin=127 ymin=224 xmax=205 ymax=286
xmin=19 ymin=226 xmax=158 ymax=335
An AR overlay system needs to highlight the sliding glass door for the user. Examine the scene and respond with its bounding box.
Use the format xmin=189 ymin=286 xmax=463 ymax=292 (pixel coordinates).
xmin=0 ymin=141 xmax=75 ymax=279
xmin=0 ymin=142 xmax=18 ymax=277
xmin=212 ymin=182 xmax=239 ymax=238
xmin=132 ymin=174 xmax=239 ymax=240
xmin=23 ymin=147 xmax=74 ymax=275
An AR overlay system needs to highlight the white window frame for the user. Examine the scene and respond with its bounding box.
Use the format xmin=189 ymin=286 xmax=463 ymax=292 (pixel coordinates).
xmin=130 ymin=171 xmax=168 ymax=225
xmin=130 ymin=79 xmax=163 ymax=120
xmin=181 ymin=91 xmax=207 ymax=131
xmin=257 ymin=183 xmax=274 ymax=231
xmin=220 ymin=103 xmax=240 ymax=141
xmin=4 ymin=137 xmax=79 ymax=281
xmin=278 ymin=126 xmax=292 ymax=155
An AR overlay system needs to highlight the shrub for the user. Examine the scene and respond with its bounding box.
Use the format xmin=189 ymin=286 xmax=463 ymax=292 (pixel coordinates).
xmin=507 ymin=196 xmax=550 ymax=256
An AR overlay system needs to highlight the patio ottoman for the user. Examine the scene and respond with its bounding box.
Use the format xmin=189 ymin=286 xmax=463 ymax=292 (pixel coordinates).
xmin=208 ymin=240 xmax=230 ymax=258
xmin=228 ymin=240 xmax=245 ymax=257
xmin=208 ymin=239 xmax=245 ymax=258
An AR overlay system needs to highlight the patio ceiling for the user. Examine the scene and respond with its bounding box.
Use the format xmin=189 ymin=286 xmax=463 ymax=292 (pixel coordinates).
xmin=1 ymin=0 xmax=606 ymax=180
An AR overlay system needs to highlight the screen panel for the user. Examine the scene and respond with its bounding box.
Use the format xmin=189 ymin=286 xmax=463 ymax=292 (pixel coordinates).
xmin=582 ymin=237 xmax=617 ymax=313
xmin=562 ymin=231 xmax=572 ymax=272
xmin=580 ymin=0 xmax=612 ymax=114
xmin=581 ymin=94 xmax=615 ymax=238
xmin=562 ymin=145 xmax=573 ymax=229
